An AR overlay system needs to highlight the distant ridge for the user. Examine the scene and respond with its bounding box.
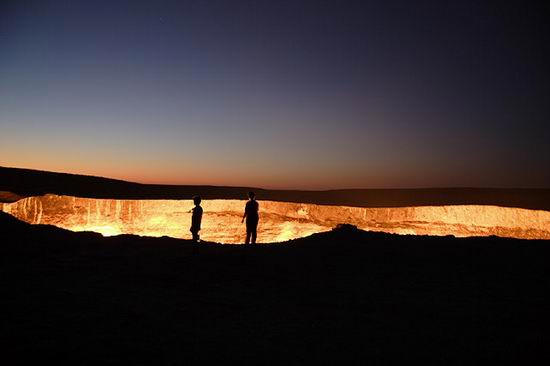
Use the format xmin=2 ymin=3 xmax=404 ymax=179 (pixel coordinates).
xmin=1 ymin=166 xmax=550 ymax=210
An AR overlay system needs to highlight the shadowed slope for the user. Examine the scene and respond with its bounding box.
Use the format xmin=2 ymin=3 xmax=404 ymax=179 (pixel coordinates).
xmin=1 ymin=212 xmax=549 ymax=364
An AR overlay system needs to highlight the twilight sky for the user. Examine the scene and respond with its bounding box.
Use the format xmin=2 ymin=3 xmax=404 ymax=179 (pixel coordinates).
xmin=1 ymin=0 xmax=549 ymax=189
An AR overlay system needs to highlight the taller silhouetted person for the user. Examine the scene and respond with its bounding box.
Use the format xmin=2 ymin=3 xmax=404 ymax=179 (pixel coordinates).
xmin=190 ymin=195 xmax=203 ymax=242
xmin=242 ymin=191 xmax=259 ymax=244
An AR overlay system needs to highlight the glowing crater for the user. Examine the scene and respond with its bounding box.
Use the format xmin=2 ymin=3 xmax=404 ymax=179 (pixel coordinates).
xmin=1 ymin=194 xmax=549 ymax=243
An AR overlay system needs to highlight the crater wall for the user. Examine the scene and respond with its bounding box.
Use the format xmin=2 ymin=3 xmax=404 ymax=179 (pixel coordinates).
xmin=1 ymin=195 xmax=549 ymax=242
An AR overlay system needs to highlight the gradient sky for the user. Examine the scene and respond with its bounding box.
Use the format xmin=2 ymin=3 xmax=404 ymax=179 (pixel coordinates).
xmin=1 ymin=0 xmax=549 ymax=189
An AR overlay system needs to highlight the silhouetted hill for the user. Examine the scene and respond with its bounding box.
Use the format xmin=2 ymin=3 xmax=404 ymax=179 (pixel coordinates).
xmin=2 ymin=166 xmax=550 ymax=210
xmin=1 ymin=212 xmax=549 ymax=364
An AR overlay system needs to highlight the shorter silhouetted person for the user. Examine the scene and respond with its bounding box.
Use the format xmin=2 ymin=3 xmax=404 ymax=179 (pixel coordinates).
xmin=242 ymin=191 xmax=259 ymax=244
xmin=190 ymin=195 xmax=203 ymax=242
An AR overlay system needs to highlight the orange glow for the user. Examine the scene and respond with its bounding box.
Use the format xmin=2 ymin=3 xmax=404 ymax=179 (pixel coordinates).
xmin=1 ymin=194 xmax=549 ymax=243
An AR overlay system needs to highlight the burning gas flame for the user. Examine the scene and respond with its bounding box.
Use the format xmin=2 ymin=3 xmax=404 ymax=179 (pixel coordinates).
xmin=1 ymin=194 xmax=549 ymax=243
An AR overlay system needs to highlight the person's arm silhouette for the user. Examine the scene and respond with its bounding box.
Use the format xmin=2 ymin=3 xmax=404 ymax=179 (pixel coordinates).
xmin=242 ymin=198 xmax=249 ymax=223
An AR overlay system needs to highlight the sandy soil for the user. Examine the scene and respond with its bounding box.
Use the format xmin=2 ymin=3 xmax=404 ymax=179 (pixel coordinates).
xmin=1 ymin=212 xmax=549 ymax=364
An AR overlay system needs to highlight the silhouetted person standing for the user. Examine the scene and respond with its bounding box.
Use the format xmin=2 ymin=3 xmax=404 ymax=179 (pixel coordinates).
xmin=242 ymin=191 xmax=259 ymax=244
xmin=190 ymin=195 xmax=203 ymax=242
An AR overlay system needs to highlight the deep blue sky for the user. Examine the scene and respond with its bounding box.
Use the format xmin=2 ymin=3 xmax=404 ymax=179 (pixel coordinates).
xmin=1 ymin=0 xmax=549 ymax=188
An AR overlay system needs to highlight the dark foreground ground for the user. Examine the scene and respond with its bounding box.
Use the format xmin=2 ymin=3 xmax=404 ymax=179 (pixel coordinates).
xmin=1 ymin=212 xmax=549 ymax=364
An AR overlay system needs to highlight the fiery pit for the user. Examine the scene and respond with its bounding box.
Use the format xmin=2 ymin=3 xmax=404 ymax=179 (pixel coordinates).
xmin=1 ymin=194 xmax=549 ymax=242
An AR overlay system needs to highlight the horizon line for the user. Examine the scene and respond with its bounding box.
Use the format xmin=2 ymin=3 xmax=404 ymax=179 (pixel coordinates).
xmin=2 ymin=165 xmax=550 ymax=192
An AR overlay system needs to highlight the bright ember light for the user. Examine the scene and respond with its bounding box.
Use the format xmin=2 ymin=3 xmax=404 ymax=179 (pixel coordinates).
xmin=1 ymin=194 xmax=550 ymax=243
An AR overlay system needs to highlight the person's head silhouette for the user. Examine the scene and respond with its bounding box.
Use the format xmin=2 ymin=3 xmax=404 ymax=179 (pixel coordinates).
xmin=248 ymin=191 xmax=255 ymax=200
xmin=193 ymin=195 xmax=202 ymax=205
